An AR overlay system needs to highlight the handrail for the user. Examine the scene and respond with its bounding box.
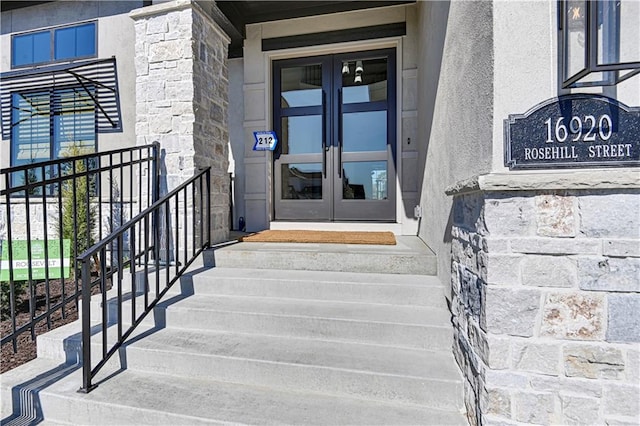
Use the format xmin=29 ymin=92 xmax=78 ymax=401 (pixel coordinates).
xmin=77 ymin=167 xmax=211 ymax=393
xmin=0 ymin=143 xmax=160 ymax=354
xmin=0 ymin=143 xmax=158 ymax=176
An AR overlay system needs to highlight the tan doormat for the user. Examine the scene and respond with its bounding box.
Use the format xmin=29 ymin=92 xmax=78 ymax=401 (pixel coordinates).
xmin=240 ymin=230 xmax=396 ymax=245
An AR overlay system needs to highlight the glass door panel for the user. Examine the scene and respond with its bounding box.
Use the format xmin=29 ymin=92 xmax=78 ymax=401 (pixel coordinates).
xmin=341 ymin=57 xmax=388 ymax=104
xmin=342 ymin=111 xmax=387 ymax=153
xmin=281 ymin=116 xmax=323 ymax=154
xmin=333 ymin=50 xmax=396 ymax=221
xmin=282 ymin=163 xmax=323 ymax=199
xmin=342 ymin=161 xmax=388 ymax=200
xmin=280 ymin=64 xmax=323 ymax=108
xmin=273 ymin=50 xmax=395 ymax=222
xmin=274 ymin=58 xmax=331 ymax=220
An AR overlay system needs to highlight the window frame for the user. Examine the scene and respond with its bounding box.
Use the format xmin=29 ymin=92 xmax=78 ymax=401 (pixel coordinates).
xmin=11 ymin=21 xmax=98 ymax=69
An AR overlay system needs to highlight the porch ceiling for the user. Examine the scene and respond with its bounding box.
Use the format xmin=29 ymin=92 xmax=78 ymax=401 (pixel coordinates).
xmin=215 ymin=0 xmax=415 ymax=58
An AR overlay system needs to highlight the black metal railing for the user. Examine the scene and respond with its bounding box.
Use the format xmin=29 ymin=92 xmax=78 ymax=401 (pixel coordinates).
xmin=77 ymin=167 xmax=210 ymax=392
xmin=0 ymin=143 xmax=159 ymax=352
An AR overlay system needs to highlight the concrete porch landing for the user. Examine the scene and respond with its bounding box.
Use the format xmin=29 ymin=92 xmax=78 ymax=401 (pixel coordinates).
xmin=210 ymin=235 xmax=438 ymax=275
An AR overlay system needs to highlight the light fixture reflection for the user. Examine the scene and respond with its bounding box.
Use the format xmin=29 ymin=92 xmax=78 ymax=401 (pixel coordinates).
xmin=354 ymin=74 xmax=362 ymax=84
xmin=355 ymin=60 xmax=363 ymax=74
xmin=341 ymin=62 xmax=350 ymax=75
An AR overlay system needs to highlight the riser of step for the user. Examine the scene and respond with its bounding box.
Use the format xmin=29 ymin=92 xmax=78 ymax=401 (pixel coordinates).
xmin=45 ymin=308 xmax=452 ymax=358
xmin=211 ymin=246 xmax=437 ymax=275
xmin=176 ymin=268 xmax=447 ymax=308
xmin=88 ymin=284 xmax=448 ymax=325
xmin=165 ymin=308 xmax=452 ymax=350
xmin=32 ymin=367 xmax=466 ymax=425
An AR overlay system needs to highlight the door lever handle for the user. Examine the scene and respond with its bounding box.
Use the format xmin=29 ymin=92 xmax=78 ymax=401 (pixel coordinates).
xmin=322 ymin=90 xmax=327 ymax=178
xmin=337 ymin=88 xmax=342 ymax=179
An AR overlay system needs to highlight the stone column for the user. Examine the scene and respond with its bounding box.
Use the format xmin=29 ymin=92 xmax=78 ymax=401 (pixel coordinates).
xmin=130 ymin=0 xmax=230 ymax=244
xmin=448 ymin=171 xmax=640 ymax=425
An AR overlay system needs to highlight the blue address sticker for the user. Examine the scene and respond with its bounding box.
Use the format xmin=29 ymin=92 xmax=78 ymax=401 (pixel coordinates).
xmin=253 ymin=131 xmax=278 ymax=151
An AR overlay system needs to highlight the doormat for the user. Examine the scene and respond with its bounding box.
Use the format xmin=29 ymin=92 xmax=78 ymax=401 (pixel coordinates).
xmin=239 ymin=230 xmax=396 ymax=245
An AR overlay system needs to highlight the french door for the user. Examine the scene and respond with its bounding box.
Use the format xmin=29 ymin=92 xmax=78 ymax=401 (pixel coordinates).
xmin=273 ymin=49 xmax=396 ymax=221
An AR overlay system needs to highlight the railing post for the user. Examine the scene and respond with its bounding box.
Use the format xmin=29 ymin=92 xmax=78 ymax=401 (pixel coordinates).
xmin=206 ymin=168 xmax=211 ymax=248
xmin=4 ymin=172 xmax=18 ymax=352
xmin=78 ymin=256 xmax=96 ymax=393
xmin=151 ymin=142 xmax=160 ymax=262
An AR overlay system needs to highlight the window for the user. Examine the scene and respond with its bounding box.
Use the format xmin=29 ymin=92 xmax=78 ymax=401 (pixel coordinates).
xmin=559 ymin=0 xmax=640 ymax=88
xmin=12 ymin=22 xmax=96 ymax=68
xmin=11 ymin=89 xmax=96 ymax=188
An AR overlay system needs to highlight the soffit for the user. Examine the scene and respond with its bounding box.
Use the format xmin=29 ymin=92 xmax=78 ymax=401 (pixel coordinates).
xmin=215 ymin=1 xmax=415 ymax=57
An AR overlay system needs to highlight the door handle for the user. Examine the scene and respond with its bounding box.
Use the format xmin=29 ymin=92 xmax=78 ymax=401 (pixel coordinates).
xmin=322 ymin=90 xmax=327 ymax=178
xmin=337 ymin=88 xmax=342 ymax=179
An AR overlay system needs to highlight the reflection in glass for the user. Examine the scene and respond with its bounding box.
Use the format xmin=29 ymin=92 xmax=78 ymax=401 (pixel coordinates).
xmin=342 ymin=111 xmax=387 ymax=153
xmin=342 ymin=57 xmax=387 ymax=104
xmin=342 ymin=161 xmax=387 ymax=200
xmin=281 ymin=115 xmax=322 ymax=155
xmin=281 ymin=65 xmax=322 ymax=108
xmin=282 ymin=163 xmax=323 ymax=199
xmin=564 ymin=0 xmax=587 ymax=80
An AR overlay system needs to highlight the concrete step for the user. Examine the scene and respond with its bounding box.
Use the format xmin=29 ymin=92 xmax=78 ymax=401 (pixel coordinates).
xmin=4 ymin=363 xmax=466 ymax=425
xmin=173 ymin=267 xmax=448 ymax=308
xmin=209 ymin=236 xmax=437 ymax=275
xmin=91 ymin=266 xmax=449 ymax=326
xmin=162 ymin=294 xmax=453 ymax=350
xmin=121 ymin=328 xmax=462 ymax=408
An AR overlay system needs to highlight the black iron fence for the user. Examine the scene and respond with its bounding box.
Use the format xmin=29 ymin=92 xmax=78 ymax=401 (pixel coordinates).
xmin=0 ymin=144 xmax=159 ymax=352
xmin=77 ymin=167 xmax=210 ymax=392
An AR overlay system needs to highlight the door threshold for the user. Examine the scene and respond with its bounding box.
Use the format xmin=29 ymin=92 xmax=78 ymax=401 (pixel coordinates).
xmin=269 ymin=221 xmax=402 ymax=235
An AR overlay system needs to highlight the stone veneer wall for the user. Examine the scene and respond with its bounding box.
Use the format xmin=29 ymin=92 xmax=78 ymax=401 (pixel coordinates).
xmin=449 ymin=177 xmax=639 ymax=425
xmin=131 ymin=0 xmax=230 ymax=244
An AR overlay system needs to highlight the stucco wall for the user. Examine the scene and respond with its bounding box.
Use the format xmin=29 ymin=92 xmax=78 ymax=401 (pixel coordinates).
xmin=416 ymin=0 xmax=494 ymax=294
xmin=0 ymin=1 xmax=141 ymax=172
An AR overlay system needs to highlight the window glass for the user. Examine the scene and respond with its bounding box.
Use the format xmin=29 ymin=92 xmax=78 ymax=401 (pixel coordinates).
xmin=11 ymin=90 xmax=95 ymax=166
xmin=54 ymin=89 xmax=96 ymax=158
xmin=12 ymin=23 xmax=95 ymax=67
xmin=55 ymin=23 xmax=96 ymax=60
xmin=12 ymin=92 xmax=51 ymax=165
xmin=12 ymin=31 xmax=50 ymax=67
